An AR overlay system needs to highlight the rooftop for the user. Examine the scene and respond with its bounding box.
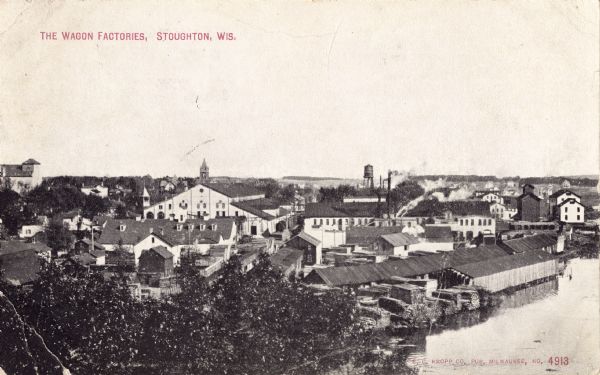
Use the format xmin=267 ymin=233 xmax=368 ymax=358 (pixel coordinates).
xmin=450 ymin=250 xmax=555 ymax=278
xmin=304 ymin=202 xmax=383 ymax=218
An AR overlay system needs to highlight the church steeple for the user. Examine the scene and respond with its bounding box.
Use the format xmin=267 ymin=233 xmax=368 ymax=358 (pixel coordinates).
xmin=200 ymin=158 xmax=209 ymax=182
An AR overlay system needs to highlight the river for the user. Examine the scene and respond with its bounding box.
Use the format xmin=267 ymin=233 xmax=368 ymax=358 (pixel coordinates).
xmin=397 ymin=257 xmax=599 ymax=375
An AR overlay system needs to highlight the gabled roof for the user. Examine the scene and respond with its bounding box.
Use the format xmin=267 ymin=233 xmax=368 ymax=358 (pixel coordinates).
xmin=296 ymin=231 xmax=321 ymax=246
xmin=230 ymin=198 xmax=286 ymax=220
xmin=549 ymin=189 xmax=580 ymax=199
xmin=98 ymin=218 xmax=233 ymax=246
xmin=557 ymin=198 xmax=584 ymax=207
xmin=201 ymin=182 xmax=263 ymax=198
xmin=380 ymin=233 xmax=419 ymax=247
xmin=0 ymin=164 xmax=34 ymax=177
xmin=450 ymin=250 xmax=555 ymax=278
xmin=22 ymin=159 xmax=40 ymax=165
xmin=501 ymin=234 xmax=557 ymax=254
xmin=305 ymin=244 xmax=509 ymax=287
xmin=406 ymin=200 xmax=491 ymax=217
xmin=345 ymin=226 xmax=404 ymax=245
xmin=145 ymin=246 xmax=173 ymax=259
xmin=270 ymin=247 xmax=303 ymax=271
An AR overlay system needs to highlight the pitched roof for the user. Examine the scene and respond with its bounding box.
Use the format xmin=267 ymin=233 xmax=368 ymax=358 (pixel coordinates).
xmin=501 ymin=234 xmax=557 ymax=254
xmin=296 ymin=231 xmax=321 ymax=246
xmin=98 ymin=218 xmax=234 ymax=246
xmin=345 ymin=226 xmax=404 ymax=245
xmin=146 ymin=246 xmax=173 ymax=259
xmin=406 ymin=200 xmax=491 ymax=217
xmin=0 ymin=164 xmax=34 ymax=177
xmin=22 ymin=159 xmax=40 ymax=165
xmin=380 ymin=233 xmax=419 ymax=247
xmin=305 ymin=244 xmax=509 ymax=287
xmin=202 ymin=182 xmax=263 ymax=198
xmin=518 ymin=192 xmax=541 ymax=201
xmin=549 ymin=189 xmax=580 ymax=199
xmin=557 ymin=198 xmax=584 ymax=207
xmin=230 ymin=198 xmax=285 ymax=220
xmin=270 ymin=247 xmax=303 ymax=271
xmin=450 ymin=250 xmax=555 ymax=278
xmin=304 ymin=202 xmax=382 ymax=218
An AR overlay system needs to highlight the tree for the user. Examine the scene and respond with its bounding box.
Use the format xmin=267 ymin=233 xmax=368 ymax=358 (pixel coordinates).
xmin=82 ymin=194 xmax=109 ymax=218
xmin=46 ymin=220 xmax=73 ymax=253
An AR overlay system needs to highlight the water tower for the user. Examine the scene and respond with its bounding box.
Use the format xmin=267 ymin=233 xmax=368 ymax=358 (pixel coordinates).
xmin=363 ymin=164 xmax=374 ymax=189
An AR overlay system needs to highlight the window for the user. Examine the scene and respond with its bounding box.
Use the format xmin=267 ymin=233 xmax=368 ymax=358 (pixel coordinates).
xmin=488 ymin=219 xmax=492 ymax=225
xmin=197 ymin=203 xmax=200 ymax=209
xmin=326 ymin=219 xmax=329 ymax=225
xmin=168 ymin=204 xmax=172 ymax=210
xmin=577 ymin=207 xmax=580 ymax=212
xmin=478 ymin=219 xmax=482 ymax=226
xmin=565 ymin=215 xmax=568 ymax=220
xmin=159 ymin=205 xmax=163 ymax=209
xmin=151 ymin=237 xmax=155 ymax=243
xmin=319 ymin=219 xmax=323 ymax=225
xmin=460 ymin=219 xmax=463 ymax=225
xmin=199 ymin=188 xmax=204 ymax=193
xmin=203 ymin=203 xmax=207 ymax=209
xmin=235 ymin=211 xmax=239 ymax=216
xmin=470 ymin=219 xmax=474 ymax=226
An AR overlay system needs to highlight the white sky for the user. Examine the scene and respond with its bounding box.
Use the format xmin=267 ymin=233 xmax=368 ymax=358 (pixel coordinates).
xmin=0 ymin=1 xmax=598 ymax=179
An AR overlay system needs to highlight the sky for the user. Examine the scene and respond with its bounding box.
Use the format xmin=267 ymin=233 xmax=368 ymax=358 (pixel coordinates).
xmin=0 ymin=1 xmax=598 ymax=179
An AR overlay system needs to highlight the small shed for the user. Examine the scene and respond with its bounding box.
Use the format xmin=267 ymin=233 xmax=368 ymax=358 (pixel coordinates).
xmin=138 ymin=246 xmax=174 ymax=276
xmin=286 ymin=231 xmax=322 ymax=265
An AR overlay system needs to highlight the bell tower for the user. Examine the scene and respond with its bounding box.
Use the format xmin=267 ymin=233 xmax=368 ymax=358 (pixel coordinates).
xmin=200 ymin=158 xmax=209 ymax=183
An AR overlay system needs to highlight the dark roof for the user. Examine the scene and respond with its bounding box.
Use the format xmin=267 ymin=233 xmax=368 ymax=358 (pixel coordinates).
xmin=557 ymin=198 xmax=584 ymax=207
xmin=98 ymin=218 xmax=233 ymax=246
xmin=380 ymin=233 xmax=419 ymax=247
xmin=270 ymin=247 xmax=303 ymax=272
xmin=89 ymin=249 xmax=106 ymax=258
xmin=549 ymin=189 xmax=580 ymax=199
xmin=296 ymin=231 xmax=321 ymax=246
xmin=346 ymin=226 xmax=404 ymax=245
xmin=0 ymin=240 xmax=50 ymax=255
xmin=78 ymin=238 xmax=105 ymax=250
xmin=305 ymin=245 xmax=509 ymax=287
xmin=146 ymin=246 xmax=173 ymax=259
xmin=501 ymin=234 xmax=557 ymax=254
xmin=230 ymin=199 xmax=284 ymax=220
xmin=22 ymin=159 xmax=40 ymax=165
xmin=423 ymin=225 xmax=453 ymax=242
xmin=406 ymin=200 xmax=491 ymax=217
xmin=71 ymin=253 xmax=96 ymax=266
xmin=304 ymin=202 xmax=382 ymax=218
xmin=0 ymin=164 xmax=33 ymax=177
xmin=202 ymin=183 xmax=264 ymax=198
xmin=451 ymin=250 xmax=555 ymax=278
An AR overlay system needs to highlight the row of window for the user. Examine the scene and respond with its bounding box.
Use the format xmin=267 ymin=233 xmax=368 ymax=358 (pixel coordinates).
xmin=312 ymin=218 xmax=368 ymax=226
xmin=458 ymin=218 xmax=493 ymax=226
xmin=563 ymin=206 xmax=581 ymax=213
xmin=158 ymin=202 xmax=222 ymax=210
xmin=564 ymin=215 xmax=581 ymax=221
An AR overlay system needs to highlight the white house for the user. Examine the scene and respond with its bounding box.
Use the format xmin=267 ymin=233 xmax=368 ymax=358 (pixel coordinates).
xmin=481 ymin=192 xmax=501 ymax=203
xmin=18 ymin=225 xmax=45 ymax=239
xmin=549 ymin=189 xmax=581 ymax=206
xmin=303 ymin=202 xmax=381 ymax=248
xmin=490 ymin=202 xmax=517 ymax=221
xmin=143 ymin=182 xmax=290 ymax=236
xmin=81 ymin=184 xmax=109 ymax=198
xmin=556 ymin=199 xmax=585 ymax=224
xmin=561 ymin=180 xmax=571 ymax=189
xmin=98 ymin=217 xmax=237 ymax=265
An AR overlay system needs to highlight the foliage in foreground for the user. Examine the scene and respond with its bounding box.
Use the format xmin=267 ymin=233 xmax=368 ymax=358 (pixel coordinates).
xmin=0 ymin=255 xmax=365 ymax=375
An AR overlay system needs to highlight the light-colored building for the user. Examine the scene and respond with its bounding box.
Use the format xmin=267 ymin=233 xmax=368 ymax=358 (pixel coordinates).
xmin=0 ymin=159 xmax=42 ymax=194
xmin=143 ymin=182 xmax=290 ymax=236
xmin=481 ymin=192 xmax=501 ymax=203
xmin=18 ymin=225 xmax=45 ymax=239
xmin=98 ymin=217 xmax=237 ymax=266
xmin=556 ymin=199 xmax=585 ymax=224
xmin=490 ymin=202 xmax=517 ymax=221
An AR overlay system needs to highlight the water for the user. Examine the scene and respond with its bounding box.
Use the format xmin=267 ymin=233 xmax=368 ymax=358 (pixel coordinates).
xmin=401 ymin=257 xmax=599 ymax=375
